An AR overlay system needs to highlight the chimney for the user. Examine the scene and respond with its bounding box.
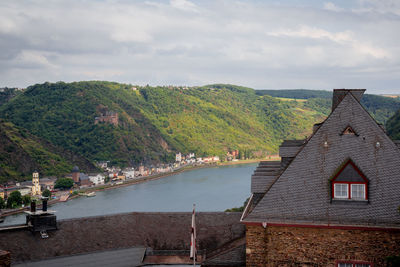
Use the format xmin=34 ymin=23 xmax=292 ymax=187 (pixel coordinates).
xmin=332 ymin=89 xmax=366 ymax=111
xmin=30 ymin=201 xmax=36 ymax=212
xmin=42 ymin=197 xmax=48 ymax=212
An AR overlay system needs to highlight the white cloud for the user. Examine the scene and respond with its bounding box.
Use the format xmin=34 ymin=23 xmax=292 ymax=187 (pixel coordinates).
xmin=323 ymin=2 xmax=344 ymax=12
xmin=170 ymin=0 xmax=199 ymax=13
xmin=0 ymin=0 xmax=399 ymax=93
xmin=12 ymin=50 xmax=57 ymax=69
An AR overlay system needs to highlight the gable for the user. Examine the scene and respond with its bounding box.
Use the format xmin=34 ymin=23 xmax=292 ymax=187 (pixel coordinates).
xmin=243 ymin=92 xmax=400 ymax=226
xmin=332 ymin=160 xmax=367 ymax=183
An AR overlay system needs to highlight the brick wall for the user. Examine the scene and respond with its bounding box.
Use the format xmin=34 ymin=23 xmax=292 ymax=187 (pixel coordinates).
xmin=246 ymin=225 xmax=400 ymax=267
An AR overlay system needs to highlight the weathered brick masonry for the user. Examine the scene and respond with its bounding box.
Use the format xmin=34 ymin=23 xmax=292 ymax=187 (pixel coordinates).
xmin=246 ymin=225 xmax=400 ymax=267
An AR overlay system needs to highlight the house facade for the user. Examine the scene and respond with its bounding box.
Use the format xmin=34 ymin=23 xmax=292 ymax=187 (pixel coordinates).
xmin=88 ymin=173 xmax=106 ymax=185
xmin=241 ymin=89 xmax=400 ymax=266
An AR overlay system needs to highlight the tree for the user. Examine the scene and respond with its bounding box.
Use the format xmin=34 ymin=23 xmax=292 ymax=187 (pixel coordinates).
xmin=0 ymin=197 xmax=5 ymax=209
xmin=42 ymin=189 xmax=52 ymax=198
xmin=54 ymin=178 xmax=74 ymax=190
xmin=7 ymin=191 xmax=22 ymax=208
xmin=224 ymin=197 xmax=250 ymax=212
xmin=22 ymin=194 xmax=31 ymax=205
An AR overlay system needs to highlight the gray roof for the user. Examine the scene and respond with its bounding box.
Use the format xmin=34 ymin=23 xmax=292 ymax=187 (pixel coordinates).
xmin=333 ymin=161 xmax=366 ymax=182
xmin=13 ymin=247 xmax=146 ymax=267
xmin=79 ymin=173 xmax=89 ymax=180
xmin=243 ymin=92 xmax=400 ymax=227
xmin=20 ymin=181 xmax=33 ymax=186
xmin=250 ymin=161 xmax=281 ymax=193
xmin=280 ymin=139 xmax=306 ymax=147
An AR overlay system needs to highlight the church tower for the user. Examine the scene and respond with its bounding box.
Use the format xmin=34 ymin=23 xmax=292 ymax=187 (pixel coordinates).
xmin=31 ymin=171 xmax=41 ymax=196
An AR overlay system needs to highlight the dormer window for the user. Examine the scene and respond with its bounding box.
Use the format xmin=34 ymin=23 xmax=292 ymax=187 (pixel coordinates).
xmin=331 ymin=160 xmax=368 ymax=201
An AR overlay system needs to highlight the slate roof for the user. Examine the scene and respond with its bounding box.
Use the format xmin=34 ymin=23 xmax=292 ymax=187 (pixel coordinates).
xmin=280 ymin=140 xmax=306 ymax=147
xmin=250 ymin=161 xmax=281 ymax=194
xmin=79 ymin=173 xmax=90 ymax=181
xmin=333 ymin=160 xmax=366 ymax=182
xmin=13 ymin=247 xmax=146 ymax=267
xmin=242 ymin=91 xmax=400 ymax=227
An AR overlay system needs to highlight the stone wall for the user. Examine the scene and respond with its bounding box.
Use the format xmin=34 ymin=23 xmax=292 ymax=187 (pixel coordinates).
xmin=246 ymin=224 xmax=400 ymax=267
xmin=0 ymin=250 xmax=11 ymax=267
xmin=0 ymin=212 xmax=244 ymax=263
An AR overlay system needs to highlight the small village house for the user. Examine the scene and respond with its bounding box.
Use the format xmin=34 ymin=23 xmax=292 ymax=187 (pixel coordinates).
xmin=117 ymin=172 xmax=126 ymax=181
xmin=122 ymin=168 xmax=135 ymax=179
xmin=79 ymin=173 xmax=93 ymax=188
xmin=175 ymin=152 xmax=182 ymax=162
xmin=70 ymin=166 xmax=93 ymax=187
xmin=88 ymin=173 xmax=106 ymax=186
xmin=40 ymin=177 xmax=56 ymax=191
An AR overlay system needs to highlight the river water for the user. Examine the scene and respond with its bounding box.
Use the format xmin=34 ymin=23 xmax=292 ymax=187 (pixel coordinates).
xmin=2 ymin=163 xmax=257 ymax=225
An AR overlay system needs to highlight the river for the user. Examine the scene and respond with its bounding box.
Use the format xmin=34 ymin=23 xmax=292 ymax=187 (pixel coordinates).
xmin=1 ymin=163 xmax=257 ymax=225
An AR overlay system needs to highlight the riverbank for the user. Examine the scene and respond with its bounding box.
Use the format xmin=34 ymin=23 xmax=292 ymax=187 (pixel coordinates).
xmin=1 ymin=162 xmax=257 ymax=225
xmin=0 ymin=160 xmax=263 ymax=218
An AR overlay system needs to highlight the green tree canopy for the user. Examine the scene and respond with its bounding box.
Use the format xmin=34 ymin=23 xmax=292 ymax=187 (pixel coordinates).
xmin=42 ymin=189 xmax=52 ymax=198
xmin=7 ymin=190 xmax=22 ymax=208
xmin=0 ymin=197 xmax=5 ymax=209
xmin=22 ymin=194 xmax=31 ymax=205
xmin=55 ymin=178 xmax=74 ymax=190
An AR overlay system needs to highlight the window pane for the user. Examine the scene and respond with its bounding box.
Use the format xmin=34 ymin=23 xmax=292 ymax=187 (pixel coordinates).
xmin=338 ymin=264 xmax=353 ymax=267
xmin=355 ymin=264 xmax=371 ymax=267
xmin=334 ymin=184 xmax=348 ymax=198
xmin=351 ymin=184 xmax=365 ymax=199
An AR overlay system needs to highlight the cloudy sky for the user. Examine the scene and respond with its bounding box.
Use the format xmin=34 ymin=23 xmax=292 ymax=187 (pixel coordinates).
xmin=1 ymin=0 xmax=400 ymax=93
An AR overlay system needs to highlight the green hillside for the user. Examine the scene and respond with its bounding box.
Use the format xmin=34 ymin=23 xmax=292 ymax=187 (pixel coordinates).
xmin=0 ymin=82 xmax=173 ymax=167
xmin=256 ymin=89 xmax=331 ymax=99
xmin=386 ymin=110 xmax=400 ymax=140
xmin=0 ymin=88 xmax=23 ymax=106
xmin=0 ymin=82 xmax=328 ymax=168
xmin=258 ymin=89 xmax=400 ymax=124
xmin=0 ymin=120 xmax=97 ymax=183
xmin=0 ymin=82 xmax=397 ymax=182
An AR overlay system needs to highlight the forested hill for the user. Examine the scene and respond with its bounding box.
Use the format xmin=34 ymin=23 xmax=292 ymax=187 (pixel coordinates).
xmin=0 ymin=82 xmax=399 ymax=181
xmin=0 ymin=120 xmax=97 ymax=183
xmin=386 ymin=110 xmax=400 ymax=140
xmin=257 ymin=89 xmax=400 ymax=124
xmin=0 ymin=82 xmax=328 ymax=168
xmin=0 ymin=88 xmax=23 ymax=106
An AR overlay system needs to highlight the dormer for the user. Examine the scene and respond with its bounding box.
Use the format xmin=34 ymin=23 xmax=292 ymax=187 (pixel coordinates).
xmin=331 ymin=159 xmax=368 ymax=201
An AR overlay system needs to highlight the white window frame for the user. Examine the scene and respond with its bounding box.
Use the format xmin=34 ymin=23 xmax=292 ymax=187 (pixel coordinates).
xmin=334 ymin=183 xmax=348 ymax=199
xmin=351 ymin=184 xmax=366 ymax=200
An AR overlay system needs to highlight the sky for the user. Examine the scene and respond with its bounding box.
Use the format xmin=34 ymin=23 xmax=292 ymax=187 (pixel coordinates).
xmin=1 ymin=0 xmax=400 ymax=94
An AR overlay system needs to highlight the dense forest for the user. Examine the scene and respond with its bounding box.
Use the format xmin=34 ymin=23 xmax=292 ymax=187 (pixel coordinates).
xmin=0 ymin=88 xmax=23 ymax=106
xmin=0 ymin=119 xmax=97 ymax=183
xmin=0 ymin=81 xmax=399 ymax=181
xmin=386 ymin=110 xmax=400 ymax=140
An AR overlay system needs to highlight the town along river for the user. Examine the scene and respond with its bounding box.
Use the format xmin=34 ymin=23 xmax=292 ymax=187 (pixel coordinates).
xmin=2 ymin=163 xmax=257 ymax=225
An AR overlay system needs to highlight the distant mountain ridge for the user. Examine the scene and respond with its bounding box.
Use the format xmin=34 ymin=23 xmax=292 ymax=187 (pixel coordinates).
xmin=1 ymin=82 xmax=399 ymax=181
